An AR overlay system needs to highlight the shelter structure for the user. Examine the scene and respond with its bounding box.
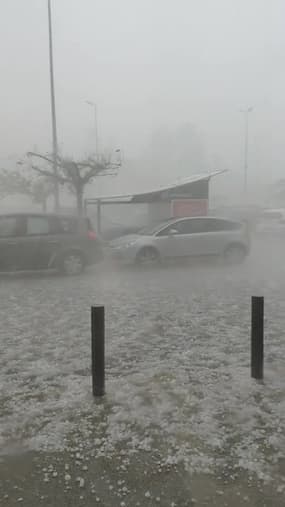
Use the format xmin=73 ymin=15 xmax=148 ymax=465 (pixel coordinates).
xmin=85 ymin=170 xmax=226 ymax=233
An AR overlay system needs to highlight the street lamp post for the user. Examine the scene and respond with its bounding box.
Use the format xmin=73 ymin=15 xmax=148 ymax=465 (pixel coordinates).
xmin=86 ymin=101 xmax=99 ymax=159
xmin=48 ymin=0 xmax=60 ymax=211
xmin=240 ymin=107 xmax=253 ymax=193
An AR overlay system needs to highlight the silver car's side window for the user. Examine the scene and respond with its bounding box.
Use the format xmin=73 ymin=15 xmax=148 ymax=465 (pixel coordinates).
xmin=157 ymin=218 xmax=238 ymax=236
xmin=157 ymin=225 xmax=177 ymax=236
xmin=157 ymin=220 xmax=200 ymax=235
xmin=175 ymin=219 xmax=203 ymax=234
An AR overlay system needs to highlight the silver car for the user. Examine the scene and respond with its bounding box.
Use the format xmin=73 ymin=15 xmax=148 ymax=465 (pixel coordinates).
xmin=109 ymin=216 xmax=250 ymax=265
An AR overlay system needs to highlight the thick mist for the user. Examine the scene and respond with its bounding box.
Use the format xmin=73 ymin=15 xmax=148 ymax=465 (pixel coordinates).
xmin=1 ymin=3 xmax=285 ymax=505
xmin=1 ymin=0 xmax=285 ymax=203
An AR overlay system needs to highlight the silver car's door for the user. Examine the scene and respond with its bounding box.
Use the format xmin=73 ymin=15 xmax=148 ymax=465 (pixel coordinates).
xmin=179 ymin=218 xmax=234 ymax=256
xmin=172 ymin=219 xmax=205 ymax=257
xmin=154 ymin=220 xmax=199 ymax=258
xmin=153 ymin=223 xmax=182 ymax=257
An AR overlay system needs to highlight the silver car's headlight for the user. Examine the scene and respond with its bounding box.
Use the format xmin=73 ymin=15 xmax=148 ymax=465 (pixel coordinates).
xmin=110 ymin=240 xmax=137 ymax=249
xmin=123 ymin=240 xmax=137 ymax=248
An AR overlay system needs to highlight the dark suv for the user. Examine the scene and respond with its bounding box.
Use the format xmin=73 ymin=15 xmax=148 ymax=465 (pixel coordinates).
xmin=0 ymin=213 xmax=103 ymax=275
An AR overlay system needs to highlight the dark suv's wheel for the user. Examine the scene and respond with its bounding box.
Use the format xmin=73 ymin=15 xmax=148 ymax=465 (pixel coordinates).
xmin=61 ymin=252 xmax=85 ymax=275
xmin=136 ymin=247 xmax=160 ymax=266
xmin=224 ymin=244 xmax=246 ymax=265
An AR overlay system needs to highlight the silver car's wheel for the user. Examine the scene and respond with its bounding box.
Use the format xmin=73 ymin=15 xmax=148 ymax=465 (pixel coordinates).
xmin=62 ymin=252 xmax=84 ymax=275
xmin=136 ymin=247 xmax=160 ymax=265
xmin=224 ymin=245 xmax=246 ymax=265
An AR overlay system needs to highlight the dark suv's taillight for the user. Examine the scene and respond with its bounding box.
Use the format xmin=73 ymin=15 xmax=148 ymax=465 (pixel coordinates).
xmin=88 ymin=230 xmax=97 ymax=240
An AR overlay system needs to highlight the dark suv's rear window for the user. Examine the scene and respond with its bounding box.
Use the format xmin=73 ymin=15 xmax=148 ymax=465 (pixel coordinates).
xmin=26 ymin=216 xmax=50 ymax=235
xmin=49 ymin=216 xmax=91 ymax=234
xmin=59 ymin=217 xmax=78 ymax=233
xmin=48 ymin=216 xmax=78 ymax=234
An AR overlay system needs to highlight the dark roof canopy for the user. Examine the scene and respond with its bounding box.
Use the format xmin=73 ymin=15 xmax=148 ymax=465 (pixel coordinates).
xmin=85 ymin=170 xmax=226 ymax=205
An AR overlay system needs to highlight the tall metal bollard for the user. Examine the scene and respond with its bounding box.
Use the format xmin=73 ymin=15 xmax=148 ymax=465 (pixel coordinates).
xmin=251 ymin=296 xmax=264 ymax=380
xmin=91 ymin=305 xmax=105 ymax=396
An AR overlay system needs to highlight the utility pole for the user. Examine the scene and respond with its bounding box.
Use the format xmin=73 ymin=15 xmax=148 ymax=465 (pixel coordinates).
xmin=48 ymin=0 xmax=60 ymax=211
xmin=86 ymin=101 xmax=99 ymax=159
xmin=240 ymin=107 xmax=253 ymax=193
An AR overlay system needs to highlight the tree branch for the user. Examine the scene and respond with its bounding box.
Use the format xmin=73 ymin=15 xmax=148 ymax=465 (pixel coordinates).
xmin=80 ymin=166 xmax=107 ymax=184
xmin=27 ymin=152 xmax=56 ymax=165
xmin=31 ymin=165 xmax=67 ymax=184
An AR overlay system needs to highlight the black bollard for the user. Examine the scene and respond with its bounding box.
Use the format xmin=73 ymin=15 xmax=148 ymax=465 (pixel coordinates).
xmin=91 ymin=306 xmax=105 ymax=396
xmin=251 ymin=296 xmax=264 ymax=380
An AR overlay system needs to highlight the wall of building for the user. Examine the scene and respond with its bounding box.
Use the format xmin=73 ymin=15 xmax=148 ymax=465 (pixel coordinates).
xmin=147 ymin=202 xmax=171 ymax=222
xmin=171 ymin=199 xmax=208 ymax=217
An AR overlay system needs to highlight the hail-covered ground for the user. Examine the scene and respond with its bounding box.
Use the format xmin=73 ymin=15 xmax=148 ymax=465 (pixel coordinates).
xmin=0 ymin=237 xmax=284 ymax=506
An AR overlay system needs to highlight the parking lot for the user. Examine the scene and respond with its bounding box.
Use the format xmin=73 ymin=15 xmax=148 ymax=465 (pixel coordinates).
xmin=0 ymin=238 xmax=285 ymax=506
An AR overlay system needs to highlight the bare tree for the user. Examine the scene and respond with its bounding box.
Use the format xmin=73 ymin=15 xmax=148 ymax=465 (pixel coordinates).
xmin=0 ymin=168 xmax=54 ymax=212
xmin=0 ymin=169 xmax=31 ymax=198
xmin=27 ymin=152 xmax=121 ymax=215
xmin=30 ymin=178 xmax=54 ymax=212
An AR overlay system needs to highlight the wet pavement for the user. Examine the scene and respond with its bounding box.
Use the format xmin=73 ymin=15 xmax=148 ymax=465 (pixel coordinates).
xmin=0 ymin=238 xmax=285 ymax=506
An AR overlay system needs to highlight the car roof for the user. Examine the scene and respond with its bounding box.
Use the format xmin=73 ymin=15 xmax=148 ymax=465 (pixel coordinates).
xmin=143 ymin=216 xmax=243 ymax=231
xmin=0 ymin=212 xmax=82 ymax=220
xmin=170 ymin=215 xmax=241 ymax=223
xmin=262 ymin=208 xmax=285 ymax=215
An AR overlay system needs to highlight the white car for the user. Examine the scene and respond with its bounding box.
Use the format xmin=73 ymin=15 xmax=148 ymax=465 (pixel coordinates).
xmin=257 ymin=209 xmax=285 ymax=235
xmin=109 ymin=216 xmax=250 ymax=265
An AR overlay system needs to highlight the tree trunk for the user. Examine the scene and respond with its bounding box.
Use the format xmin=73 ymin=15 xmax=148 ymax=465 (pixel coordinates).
xmin=42 ymin=198 xmax=47 ymax=213
xmin=76 ymin=189 xmax=84 ymax=216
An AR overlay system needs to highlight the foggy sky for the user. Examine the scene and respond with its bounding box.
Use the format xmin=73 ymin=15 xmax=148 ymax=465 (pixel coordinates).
xmin=1 ymin=0 xmax=285 ymax=191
